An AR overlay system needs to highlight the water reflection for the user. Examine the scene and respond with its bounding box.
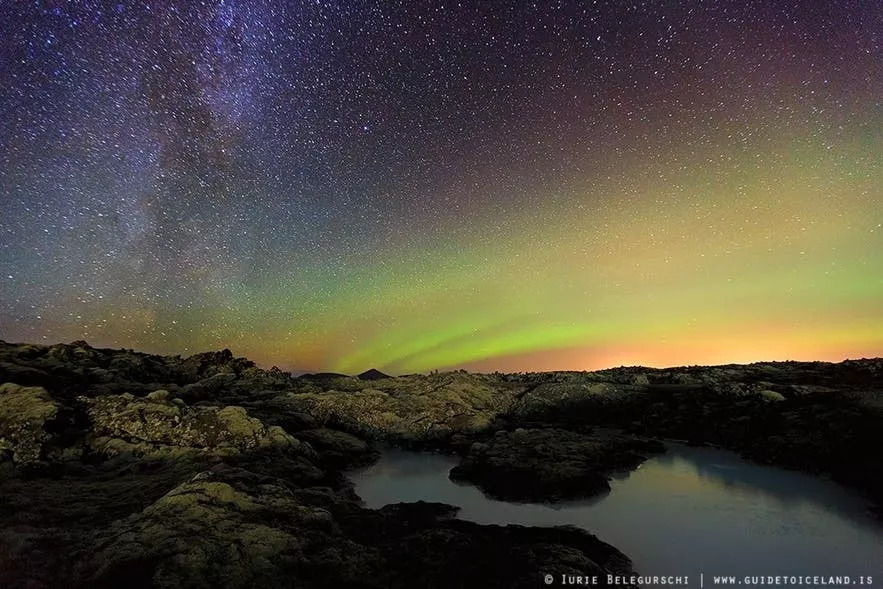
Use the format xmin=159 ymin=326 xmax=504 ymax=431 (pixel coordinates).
xmin=349 ymin=443 xmax=883 ymax=580
xmin=652 ymin=445 xmax=874 ymax=524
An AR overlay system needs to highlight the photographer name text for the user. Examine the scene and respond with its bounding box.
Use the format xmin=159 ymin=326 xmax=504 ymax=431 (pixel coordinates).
xmin=547 ymin=574 xmax=874 ymax=587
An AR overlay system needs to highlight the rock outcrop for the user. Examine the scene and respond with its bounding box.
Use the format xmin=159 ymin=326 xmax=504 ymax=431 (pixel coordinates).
xmin=282 ymin=371 xmax=520 ymax=443
xmin=80 ymin=393 xmax=308 ymax=457
xmin=0 ymin=383 xmax=62 ymax=465
xmin=449 ymin=428 xmax=665 ymax=502
xmin=75 ymin=465 xmax=336 ymax=588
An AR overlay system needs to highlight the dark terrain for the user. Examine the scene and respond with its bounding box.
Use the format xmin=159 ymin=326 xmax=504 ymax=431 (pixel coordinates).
xmin=1 ymin=339 xmax=881 ymax=588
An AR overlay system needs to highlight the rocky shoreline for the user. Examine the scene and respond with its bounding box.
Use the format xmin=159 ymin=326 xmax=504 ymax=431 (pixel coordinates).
xmin=1 ymin=339 xmax=881 ymax=587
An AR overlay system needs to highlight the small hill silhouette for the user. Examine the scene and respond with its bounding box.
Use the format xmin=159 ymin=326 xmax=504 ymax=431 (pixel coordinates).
xmin=357 ymin=368 xmax=390 ymax=380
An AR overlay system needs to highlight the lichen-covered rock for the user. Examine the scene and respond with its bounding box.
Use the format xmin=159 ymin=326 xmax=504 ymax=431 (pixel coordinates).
xmin=283 ymin=371 xmax=520 ymax=443
xmin=79 ymin=393 xmax=315 ymax=458
xmin=146 ymin=389 xmax=171 ymax=402
xmin=509 ymin=381 xmax=631 ymax=421
xmin=449 ymin=428 xmax=665 ymax=502
xmin=179 ymin=349 xmax=256 ymax=380
xmin=75 ymin=465 xmax=343 ymax=588
xmin=0 ymin=341 xmax=293 ymax=402
xmin=758 ymin=389 xmax=786 ymax=402
xmin=0 ymin=383 xmax=60 ymax=464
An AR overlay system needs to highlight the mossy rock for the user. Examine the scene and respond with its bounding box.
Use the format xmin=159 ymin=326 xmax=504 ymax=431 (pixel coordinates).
xmin=80 ymin=394 xmax=315 ymax=459
xmin=758 ymin=390 xmax=786 ymax=402
xmin=0 ymin=382 xmax=60 ymax=464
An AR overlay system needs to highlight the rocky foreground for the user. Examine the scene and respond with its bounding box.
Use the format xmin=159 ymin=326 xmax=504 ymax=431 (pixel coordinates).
xmin=1 ymin=340 xmax=882 ymax=588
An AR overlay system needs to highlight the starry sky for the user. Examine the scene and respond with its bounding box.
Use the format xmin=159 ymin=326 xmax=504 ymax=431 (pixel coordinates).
xmin=1 ymin=1 xmax=881 ymax=374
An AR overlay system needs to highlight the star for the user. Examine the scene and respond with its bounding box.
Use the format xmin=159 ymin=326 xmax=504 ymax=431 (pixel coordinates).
xmin=0 ymin=0 xmax=881 ymax=373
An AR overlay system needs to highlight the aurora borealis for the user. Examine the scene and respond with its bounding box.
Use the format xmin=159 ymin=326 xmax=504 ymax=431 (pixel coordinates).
xmin=1 ymin=1 xmax=881 ymax=374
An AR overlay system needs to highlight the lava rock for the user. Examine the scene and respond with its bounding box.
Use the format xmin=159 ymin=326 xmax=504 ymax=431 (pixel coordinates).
xmin=449 ymin=428 xmax=665 ymax=502
xmin=79 ymin=393 xmax=316 ymax=460
xmin=0 ymin=383 xmax=61 ymax=465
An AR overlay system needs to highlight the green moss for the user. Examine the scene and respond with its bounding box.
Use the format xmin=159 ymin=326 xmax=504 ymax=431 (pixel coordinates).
xmin=0 ymin=383 xmax=59 ymax=463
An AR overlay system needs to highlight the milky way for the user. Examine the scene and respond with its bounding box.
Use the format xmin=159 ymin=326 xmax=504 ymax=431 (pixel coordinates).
xmin=1 ymin=1 xmax=881 ymax=373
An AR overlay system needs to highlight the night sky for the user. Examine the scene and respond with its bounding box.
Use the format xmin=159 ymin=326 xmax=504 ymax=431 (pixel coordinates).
xmin=1 ymin=1 xmax=881 ymax=374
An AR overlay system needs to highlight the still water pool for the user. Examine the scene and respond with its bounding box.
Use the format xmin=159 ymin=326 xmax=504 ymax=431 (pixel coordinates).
xmin=349 ymin=444 xmax=883 ymax=579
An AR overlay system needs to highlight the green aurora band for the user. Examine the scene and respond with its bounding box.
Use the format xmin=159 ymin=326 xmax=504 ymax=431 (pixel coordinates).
xmin=102 ymin=123 xmax=883 ymax=373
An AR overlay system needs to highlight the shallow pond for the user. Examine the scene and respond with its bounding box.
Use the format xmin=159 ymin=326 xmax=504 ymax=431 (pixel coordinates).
xmin=349 ymin=444 xmax=883 ymax=579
